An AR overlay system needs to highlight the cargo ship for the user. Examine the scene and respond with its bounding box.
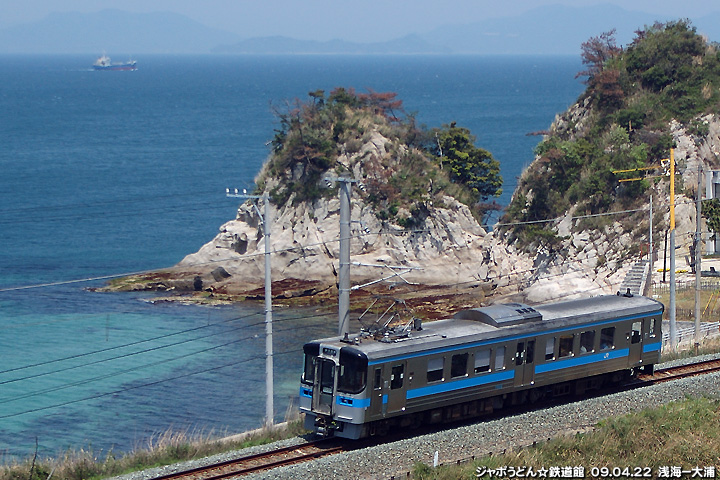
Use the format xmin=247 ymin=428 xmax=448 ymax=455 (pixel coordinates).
xmin=93 ymin=54 xmax=137 ymax=71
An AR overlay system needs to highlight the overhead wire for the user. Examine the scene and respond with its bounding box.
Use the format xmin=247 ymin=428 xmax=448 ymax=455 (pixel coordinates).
xmin=0 ymin=319 xmax=328 ymax=407
xmin=0 ymin=307 xmax=337 ymax=383
xmin=0 ymin=347 xmax=303 ymax=420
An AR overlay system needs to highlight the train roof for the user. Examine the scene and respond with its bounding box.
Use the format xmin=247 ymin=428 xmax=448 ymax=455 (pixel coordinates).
xmin=312 ymin=295 xmax=664 ymax=361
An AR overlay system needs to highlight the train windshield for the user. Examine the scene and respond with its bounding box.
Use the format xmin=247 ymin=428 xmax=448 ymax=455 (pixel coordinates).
xmin=337 ymin=348 xmax=368 ymax=394
xmin=302 ymin=343 xmax=320 ymax=385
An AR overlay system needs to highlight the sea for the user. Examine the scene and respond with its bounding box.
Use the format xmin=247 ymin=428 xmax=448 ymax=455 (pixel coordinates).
xmin=0 ymin=54 xmax=584 ymax=459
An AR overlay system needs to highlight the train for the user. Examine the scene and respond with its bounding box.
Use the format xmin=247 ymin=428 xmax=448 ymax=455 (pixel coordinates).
xmin=298 ymin=292 xmax=664 ymax=439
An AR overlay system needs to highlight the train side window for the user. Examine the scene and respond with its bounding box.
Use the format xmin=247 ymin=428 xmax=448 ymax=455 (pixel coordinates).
xmin=631 ymin=321 xmax=642 ymax=344
xmin=373 ymin=368 xmax=382 ymax=390
xmin=474 ymin=349 xmax=491 ymax=373
xmin=451 ymin=353 xmax=469 ymax=378
xmin=558 ymin=335 xmax=574 ymax=358
xmin=526 ymin=340 xmax=535 ymax=364
xmin=648 ymin=318 xmax=657 ymax=338
xmin=301 ymin=343 xmax=319 ymax=385
xmin=545 ymin=337 xmax=555 ymax=360
xmin=390 ymin=364 xmax=404 ymax=389
xmin=600 ymin=327 xmax=615 ymax=350
xmin=494 ymin=346 xmax=506 ymax=370
xmin=427 ymin=357 xmax=444 ymax=383
xmin=580 ymin=330 xmax=595 ymax=354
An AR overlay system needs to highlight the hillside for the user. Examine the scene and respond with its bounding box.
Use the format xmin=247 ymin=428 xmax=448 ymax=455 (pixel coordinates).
xmin=501 ymin=20 xmax=720 ymax=290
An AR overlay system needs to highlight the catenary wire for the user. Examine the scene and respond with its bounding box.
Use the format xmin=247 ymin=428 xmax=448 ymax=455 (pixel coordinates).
xmin=0 ymin=320 xmax=326 ymax=406
xmin=0 ymin=308 xmax=337 ymax=382
xmin=0 ymin=347 xmax=303 ymax=420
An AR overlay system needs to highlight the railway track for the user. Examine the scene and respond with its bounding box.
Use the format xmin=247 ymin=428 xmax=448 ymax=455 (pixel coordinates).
xmin=150 ymin=358 xmax=720 ymax=480
xmin=638 ymin=357 xmax=720 ymax=384
xmin=149 ymin=439 xmax=347 ymax=480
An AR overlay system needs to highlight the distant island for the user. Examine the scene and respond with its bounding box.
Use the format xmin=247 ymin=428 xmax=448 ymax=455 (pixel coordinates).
xmin=3 ymin=6 xmax=720 ymax=55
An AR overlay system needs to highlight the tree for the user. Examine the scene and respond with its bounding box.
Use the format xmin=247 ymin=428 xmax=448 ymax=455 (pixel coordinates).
xmin=432 ymin=122 xmax=502 ymax=202
xmin=577 ymin=30 xmax=625 ymax=110
xmin=625 ymin=20 xmax=705 ymax=92
xmin=576 ymin=29 xmax=621 ymax=84
xmin=702 ymin=198 xmax=720 ymax=240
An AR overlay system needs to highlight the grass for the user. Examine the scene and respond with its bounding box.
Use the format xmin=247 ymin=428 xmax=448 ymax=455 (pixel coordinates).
xmin=413 ymin=397 xmax=720 ymax=479
xmin=0 ymin=419 xmax=309 ymax=480
xmin=652 ymin=278 xmax=720 ymax=321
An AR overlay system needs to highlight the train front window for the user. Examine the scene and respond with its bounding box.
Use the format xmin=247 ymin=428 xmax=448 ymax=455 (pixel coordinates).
xmin=301 ymin=343 xmax=319 ymax=385
xmin=320 ymin=359 xmax=335 ymax=394
xmin=337 ymin=348 xmax=368 ymax=394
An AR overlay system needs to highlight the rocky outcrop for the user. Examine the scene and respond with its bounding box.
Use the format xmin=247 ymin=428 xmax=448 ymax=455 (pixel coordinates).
xmin=124 ymin=100 xmax=720 ymax=306
xmin=177 ymin=191 xmax=518 ymax=295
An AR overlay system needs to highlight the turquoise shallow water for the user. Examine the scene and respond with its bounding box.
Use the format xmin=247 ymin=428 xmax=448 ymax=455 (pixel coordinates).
xmin=0 ymin=54 xmax=583 ymax=458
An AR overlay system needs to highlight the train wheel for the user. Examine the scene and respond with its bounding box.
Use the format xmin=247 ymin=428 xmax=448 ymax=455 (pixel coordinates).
xmin=529 ymin=388 xmax=544 ymax=404
xmin=374 ymin=421 xmax=390 ymax=436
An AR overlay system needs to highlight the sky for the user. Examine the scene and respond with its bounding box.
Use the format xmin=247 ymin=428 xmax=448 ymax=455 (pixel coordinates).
xmin=2 ymin=0 xmax=720 ymax=43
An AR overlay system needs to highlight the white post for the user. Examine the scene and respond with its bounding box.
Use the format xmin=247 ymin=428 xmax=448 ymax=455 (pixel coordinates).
xmin=338 ymin=179 xmax=351 ymax=338
xmin=227 ymin=189 xmax=273 ymax=426
xmin=263 ymin=193 xmax=274 ymax=426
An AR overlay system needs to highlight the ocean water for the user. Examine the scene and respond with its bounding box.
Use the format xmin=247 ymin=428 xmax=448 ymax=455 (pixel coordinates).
xmin=0 ymin=54 xmax=584 ymax=458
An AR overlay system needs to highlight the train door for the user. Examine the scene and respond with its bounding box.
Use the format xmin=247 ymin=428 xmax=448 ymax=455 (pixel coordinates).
xmin=627 ymin=320 xmax=643 ymax=364
xmin=312 ymin=358 xmax=336 ymax=415
xmin=513 ymin=340 xmax=536 ymax=386
xmin=369 ymin=365 xmax=385 ymax=417
xmin=369 ymin=362 xmax=406 ymax=416
xmin=387 ymin=362 xmax=407 ymax=413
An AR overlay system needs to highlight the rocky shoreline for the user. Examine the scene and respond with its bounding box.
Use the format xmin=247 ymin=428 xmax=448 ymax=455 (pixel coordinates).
xmin=100 ymin=104 xmax=720 ymax=311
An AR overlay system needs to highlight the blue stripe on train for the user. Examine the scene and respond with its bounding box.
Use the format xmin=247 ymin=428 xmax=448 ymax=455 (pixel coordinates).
xmin=535 ymin=348 xmax=630 ymax=373
xmin=406 ymin=369 xmax=514 ymax=399
xmin=337 ymin=396 xmax=371 ymax=408
xmin=643 ymin=342 xmax=661 ymax=352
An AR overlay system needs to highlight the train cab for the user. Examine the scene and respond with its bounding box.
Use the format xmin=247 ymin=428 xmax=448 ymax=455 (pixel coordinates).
xmin=299 ymin=341 xmax=370 ymax=439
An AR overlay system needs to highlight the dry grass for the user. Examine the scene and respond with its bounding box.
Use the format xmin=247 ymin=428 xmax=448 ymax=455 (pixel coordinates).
xmin=414 ymin=397 xmax=720 ymax=479
xmin=0 ymin=418 xmax=308 ymax=480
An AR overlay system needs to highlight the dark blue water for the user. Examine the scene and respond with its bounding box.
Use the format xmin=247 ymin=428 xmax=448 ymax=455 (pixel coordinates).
xmin=0 ymin=54 xmax=584 ymax=458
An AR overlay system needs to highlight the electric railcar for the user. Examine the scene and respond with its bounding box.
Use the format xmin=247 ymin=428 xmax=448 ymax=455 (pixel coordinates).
xmin=299 ymin=293 xmax=664 ymax=439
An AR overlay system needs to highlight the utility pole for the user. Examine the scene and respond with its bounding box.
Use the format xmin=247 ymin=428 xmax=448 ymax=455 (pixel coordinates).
xmin=695 ymin=165 xmax=702 ymax=353
xmin=649 ymin=195 xmax=653 ymax=292
xmin=227 ymin=189 xmax=274 ymax=426
xmin=669 ymin=149 xmax=677 ymax=351
xmin=338 ymin=179 xmax=353 ymax=339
